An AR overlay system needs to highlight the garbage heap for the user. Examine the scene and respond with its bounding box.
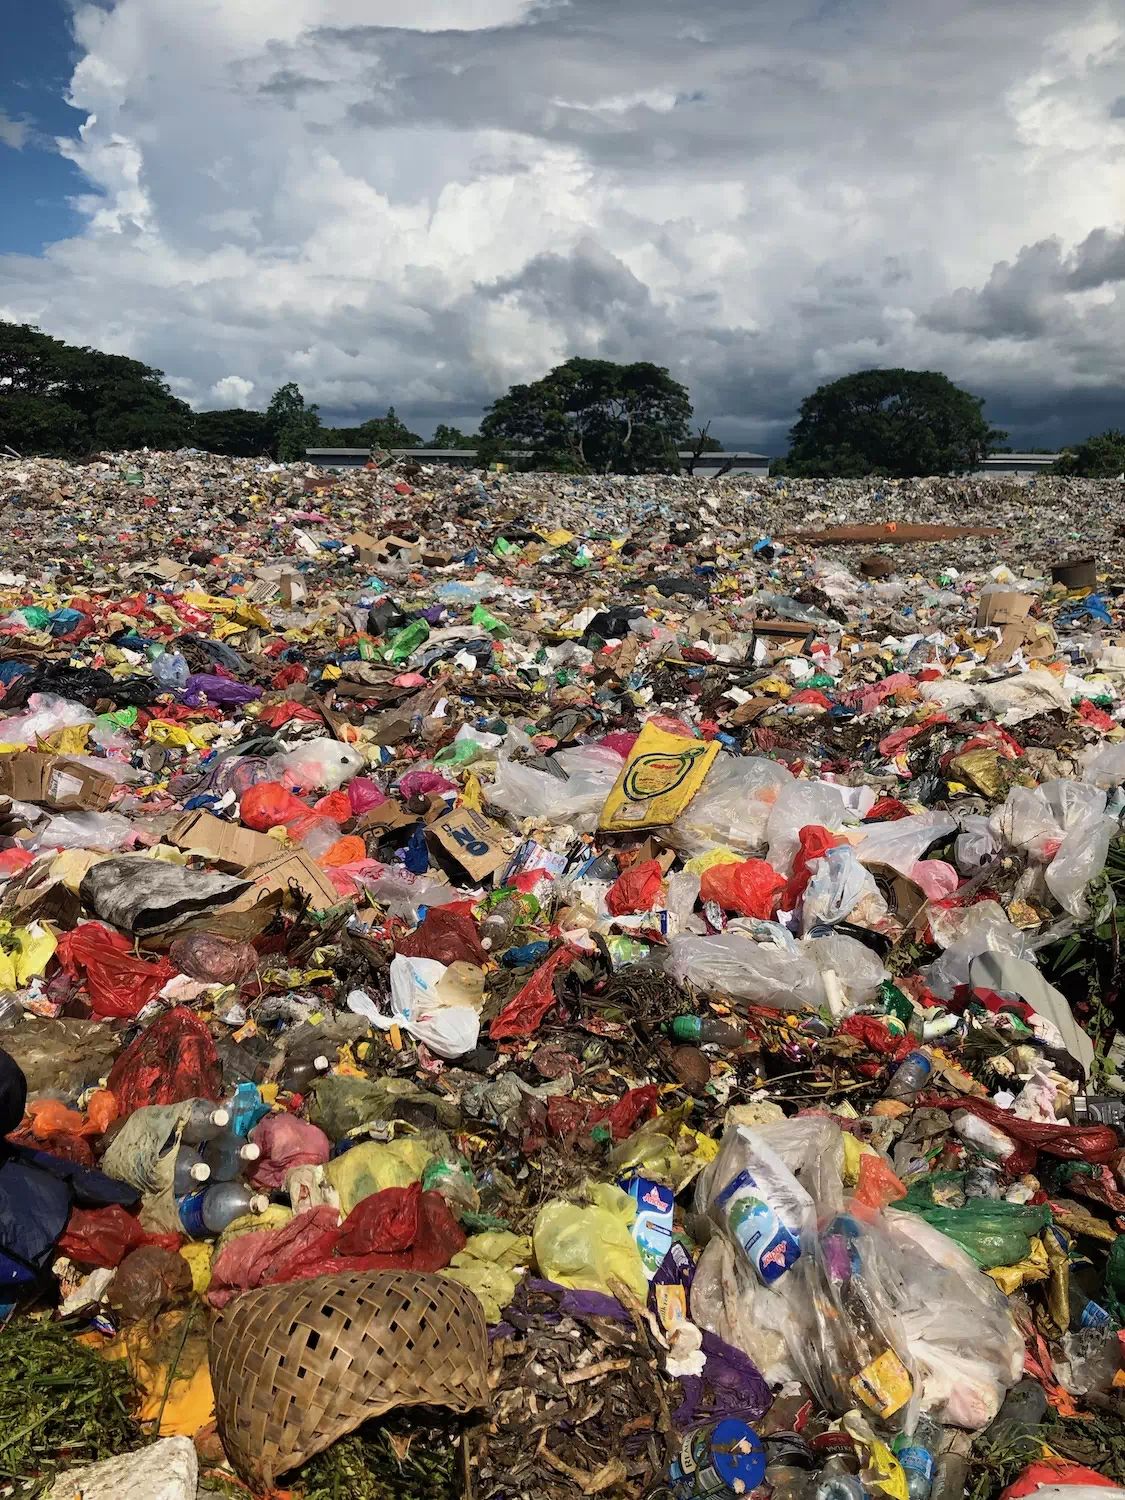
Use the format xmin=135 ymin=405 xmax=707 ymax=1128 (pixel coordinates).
xmin=1 ymin=449 xmax=1125 ymax=1500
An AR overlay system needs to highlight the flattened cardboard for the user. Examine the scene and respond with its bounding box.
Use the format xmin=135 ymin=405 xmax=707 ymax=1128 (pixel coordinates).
xmin=429 ymin=807 xmax=510 ymax=880
xmin=279 ymin=572 xmax=307 ymax=607
xmin=976 ymin=591 xmax=1035 ymax=627
xmin=168 ymin=810 xmax=280 ymax=871
xmin=0 ymin=753 xmax=116 ymax=812
xmin=347 ymin=532 xmax=422 ymax=567
xmin=865 ymin=860 xmax=929 ymax=934
xmin=245 ymin=847 xmax=341 ymax=909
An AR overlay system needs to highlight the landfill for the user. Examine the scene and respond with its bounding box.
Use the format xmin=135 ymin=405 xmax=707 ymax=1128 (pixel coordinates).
xmin=1 ymin=449 xmax=1125 ymax=1500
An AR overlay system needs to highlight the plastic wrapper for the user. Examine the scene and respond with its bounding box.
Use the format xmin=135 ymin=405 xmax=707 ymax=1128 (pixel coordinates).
xmin=668 ymin=754 xmax=792 ymax=860
xmin=532 ymin=1181 xmax=648 ymax=1300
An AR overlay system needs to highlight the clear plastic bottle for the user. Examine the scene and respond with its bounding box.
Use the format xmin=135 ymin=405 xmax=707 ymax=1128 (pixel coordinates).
xmin=815 ymin=1475 xmax=866 ymax=1500
xmin=896 ymin=1416 xmax=940 ymax=1500
xmin=883 ymin=1048 xmax=933 ymax=1103
xmin=179 ymin=1102 xmax=231 ymax=1144
xmin=203 ymin=1131 xmax=262 ymax=1182
xmin=179 ymin=1181 xmax=269 ymax=1237
xmin=479 ymin=895 xmax=534 ymax=953
xmin=173 ymin=1144 xmax=212 ymax=1196
xmin=151 ymin=650 xmax=189 ymax=692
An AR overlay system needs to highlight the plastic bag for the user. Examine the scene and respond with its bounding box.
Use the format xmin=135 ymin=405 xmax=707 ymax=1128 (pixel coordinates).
xmin=397 ymin=906 xmax=488 ymax=967
xmin=106 ymin=1009 xmax=222 ymax=1114
xmin=324 ymin=1137 xmax=438 ymax=1215
xmin=795 ymin=1208 xmax=919 ymax=1430
xmin=899 ymin=1176 xmax=1051 ymax=1268
xmin=486 ymin=741 xmax=624 ymax=829
xmin=690 ymin=1234 xmax=808 ymax=1387
xmin=767 ymin=781 xmax=851 ymax=875
xmin=668 ymin=755 xmax=793 ymax=860
xmin=347 ymin=775 xmax=387 ymax=814
xmin=696 ymin=1124 xmax=815 ymax=1285
xmin=700 ymin=858 xmax=785 ymax=918
xmin=606 ymin=858 xmax=666 ymax=915
xmin=30 ymin=811 xmax=135 ymax=851
xmin=249 ymin=1115 xmax=330 ymax=1192
xmin=667 ymin=926 xmax=825 ymax=1010
xmin=56 ymin=922 xmax=177 ymax=1019
xmin=362 ymin=955 xmax=481 ymax=1059
xmin=267 ymin=738 xmax=365 ymax=792
xmin=533 ymin=1181 xmax=648 ymax=1300
xmin=807 ymin=933 xmax=889 ymax=1007
xmin=168 ymin=933 xmax=258 ymax=985
xmin=239 ymin=780 xmax=312 ymax=832
xmin=800 ymin=845 xmax=878 ymax=931
xmin=0 ymin=693 xmax=95 ymax=745
xmin=922 ymin=902 xmax=1030 ymax=999
xmin=855 ymin=812 xmax=957 ymax=877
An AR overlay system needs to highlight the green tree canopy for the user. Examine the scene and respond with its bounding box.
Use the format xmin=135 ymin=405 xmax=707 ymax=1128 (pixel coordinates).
xmin=266 ymin=382 xmax=321 ymax=461
xmin=0 ymin=320 xmax=192 ymax=456
xmin=783 ymin=368 xmax=1004 ymax=477
xmin=478 ymin=357 xmax=692 ymax=473
xmin=430 ymin=423 xmax=478 ymax=448
xmin=193 ymin=408 xmax=273 ymax=457
xmin=1053 ymin=430 xmax=1125 ymax=478
xmin=321 ymin=407 xmax=423 ymax=450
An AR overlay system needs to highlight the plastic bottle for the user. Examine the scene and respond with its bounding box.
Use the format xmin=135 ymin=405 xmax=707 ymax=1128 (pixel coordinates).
xmin=173 ymin=1145 xmax=211 ymax=1196
xmin=179 ymin=1102 xmax=231 ymax=1144
xmin=883 ymin=1048 xmax=933 ymax=1103
xmin=224 ymin=1081 xmax=269 ymax=1136
xmin=479 ymin=894 xmax=535 ymax=953
xmin=896 ymin=1416 xmax=939 ymax=1500
xmin=669 ymin=1015 xmax=752 ymax=1049
xmin=815 ymin=1476 xmax=866 ymax=1500
xmin=203 ymin=1131 xmax=262 ymax=1182
xmin=179 ymin=1181 xmax=269 ymax=1237
xmin=1068 ymin=1280 xmax=1112 ymax=1332
xmin=279 ymin=1054 xmax=329 ymax=1095
xmin=151 ymin=650 xmax=189 ymax=692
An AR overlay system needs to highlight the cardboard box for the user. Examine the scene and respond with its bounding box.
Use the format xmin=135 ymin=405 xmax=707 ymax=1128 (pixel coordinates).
xmin=346 ymin=532 xmax=422 ymax=567
xmin=245 ymin=847 xmax=341 ymax=909
xmin=279 ymin=572 xmax=307 ymax=607
xmin=429 ymin=807 xmax=510 ymax=881
xmin=976 ymin=591 xmax=1036 ymax=627
xmin=168 ymin=810 xmax=281 ymax=871
xmin=0 ymin=753 xmax=116 ymax=812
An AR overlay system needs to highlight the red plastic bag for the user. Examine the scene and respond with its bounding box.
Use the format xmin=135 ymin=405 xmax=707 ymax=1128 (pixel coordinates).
xmin=55 ymin=922 xmax=176 ymax=1019
xmin=58 ymin=1204 xmax=179 ymax=1269
xmin=838 ymin=1015 xmax=913 ymax=1060
xmin=249 ymin=1114 xmax=330 ymax=1191
xmin=397 ymin=906 xmax=487 ymax=967
xmin=490 ymin=946 xmax=578 ymax=1040
xmin=348 ymin=777 xmax=387 ymax=815
xmin=106 ymin=1006 xmax=222 ymax=1115
xmin=239 ymin=780 xmax=311 ymax=831
xmin=313 ymin=790 xmax=352 ymax=823
xmin=785 ymin=826 xmax=846 ymax=908
xmin=1001 ymin=1460 xmax=1118 ymax=1499
xmin=700 ymin=858 xmax=785 ymax=918
xmin=926 ymin=1095 xmax=1119 ymax=1166
xmin=606 ymin=858 xmax=665 ymax=916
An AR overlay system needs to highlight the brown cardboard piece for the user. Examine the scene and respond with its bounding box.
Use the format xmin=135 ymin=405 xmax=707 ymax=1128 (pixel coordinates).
xmin=347 ymin=532 xmax=422 ymax=567
xmin=0 ymin=753 xmax=116 ymax=812
xmin=168 ymin=810 xmax=280 ymax=871
xmin=245 ymin=847 xmax=341 ymax=908
xmin=975 ymin=591 xmax=1036 ymax=627
xmin=866 ymin=861 xmax=929 ymax=935
xmin=279 ymin=572 xmax=307 ymax=607
xmin=975 ymin=593 xmax=1056 ymax=664
xmin=428 ymin=807 xmax=510 ymax=881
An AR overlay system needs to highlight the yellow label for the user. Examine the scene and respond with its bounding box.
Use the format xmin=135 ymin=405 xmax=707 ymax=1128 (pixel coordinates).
xmin=599 ymin=722 xmax=720 ymax=832
xmin=849 ymin=1348 xmax=912 ymax=1418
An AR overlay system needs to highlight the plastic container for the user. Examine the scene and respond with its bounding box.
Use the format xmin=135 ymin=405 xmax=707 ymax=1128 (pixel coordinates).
xmin=278 ymin=1055 xmax=329 ymax=1095
xmin=179 ymin=1181 xmax=269 ymax=1236
xmin=203 ymin=1131 xmax=262 ymax=1182
xmin=179 ymin=1102 xmax=231 ymax=1144
xmin=670 ymin=1015 xmax=752 ymax=1049
xmin=883 ymin=1049 xmax=933 ymax=1103
xmin=173 ymin=1145 xmax=211 ymax=1196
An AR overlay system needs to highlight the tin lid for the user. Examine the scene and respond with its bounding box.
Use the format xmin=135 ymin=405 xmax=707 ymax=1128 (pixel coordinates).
xmin=711 ymin=1420 xmax=767 ymax=1491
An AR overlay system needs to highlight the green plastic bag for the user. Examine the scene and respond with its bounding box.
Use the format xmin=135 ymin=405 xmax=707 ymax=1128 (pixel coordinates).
xmin=901 ymin=1173 xmax=1051 ymax=1269
xmin=471 ymin=603 xmax=510 ymax=638
xmin=384 ymin=618 xmax=429 ymax=663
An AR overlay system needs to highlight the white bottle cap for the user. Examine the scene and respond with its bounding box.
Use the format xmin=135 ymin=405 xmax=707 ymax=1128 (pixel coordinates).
xmin=313 ymin=1055 xmax=329 ymax=1071
xmin=190 ymin=1162 xmax=211 ymax=1184
xmin=248 ymin=1194 xmax=269 ymax=1214
xmin=211 ymin=1108 xmax=231 ymax=1129
xmin=240 ymin=1143 xmax=262 ymax=1162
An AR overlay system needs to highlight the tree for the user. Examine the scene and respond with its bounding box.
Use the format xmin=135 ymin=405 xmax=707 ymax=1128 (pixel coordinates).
xmin=478 ymin=357 xmax=693 ymax=474
xmin=0 ymin=320 xmax=192 ymax=455
xmin=320 ymin=407 xmax=423 ymax=451
xmin=193 ymin=408 xmax=272 ymax=457
xmin=783 ymin=368 xmax=1004 ymax=478
xmin=430 ymin=423 xmax=478 ymax=449
xmin=266 ymin=382 xmax=321 ymax=461
xmin=1053 ymin=430 xmax=1125 ymax=478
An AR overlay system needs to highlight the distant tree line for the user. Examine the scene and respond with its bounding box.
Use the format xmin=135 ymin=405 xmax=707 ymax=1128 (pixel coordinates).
xmin=1 ymin=318 xmax=1121 ymax=477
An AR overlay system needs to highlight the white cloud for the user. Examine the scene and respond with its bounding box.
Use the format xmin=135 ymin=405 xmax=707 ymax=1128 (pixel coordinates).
xmin=0 ymin=0 xmax=1122 ymax=445
xmin=210 ymin=374 xmax=256 ymax=406
xmin=0 ymin=112 xmax=29 ymax=151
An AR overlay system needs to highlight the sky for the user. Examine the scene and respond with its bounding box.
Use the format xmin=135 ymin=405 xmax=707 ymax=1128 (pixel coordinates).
xmin=0 ymin=0 xmax=1123 ymax=451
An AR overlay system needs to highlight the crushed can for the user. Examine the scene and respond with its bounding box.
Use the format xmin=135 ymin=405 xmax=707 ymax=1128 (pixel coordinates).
xmin=668 ymin=1418 xmax=766 ymax=1497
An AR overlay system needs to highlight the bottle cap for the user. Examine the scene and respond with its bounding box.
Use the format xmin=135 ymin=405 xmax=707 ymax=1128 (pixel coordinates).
xmin=241 ymin=1143 xmax=262 ymax=1161
xmin=248 ymin=1194 xmax=269 ymax=1214
xmin=211 ymin=1108 xmax=231 ymax=1129
xmin=190 ymin=1162 xmax=211 ymax=1183
xmin=313 ymin=1055 xmax=329 ymax=1071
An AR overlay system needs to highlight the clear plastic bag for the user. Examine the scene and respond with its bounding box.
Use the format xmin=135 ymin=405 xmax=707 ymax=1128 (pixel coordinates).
xmin=955 ymin=814 xmax=1000 ymax=874
xmin=690 ymin=1233 xmax=808 ymax=1386
xmin=855 ymin=812 xmax=957 ymax=876
xmin=806 ymin=933 xmax=889 ymax=1007
xmin=922 ymin=902 xmax=1030 ymax=999
xmin=800 ymin=845 xmax=878 ymax=931
xmin=766 ymin=780 xmax=851 ymax=874
xmin=666 ymin=924 xmax=825 ymax=1009
xmin=0 ymin=693 xmax=95 ymax=745
xmin=29 ymin=811 xmax=135 ymax=851
xmin=486 ymin=742 xmax=623 ymax=829
xmin=668 ymin=755 xmax=793 ymax=860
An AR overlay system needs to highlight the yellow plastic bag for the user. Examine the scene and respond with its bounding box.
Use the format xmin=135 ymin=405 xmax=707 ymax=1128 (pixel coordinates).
xmin=684 ymin=846 xmax=742 ymax=877
xmin=0 ymin=921 xmax=57 ymax=988
xmin=103 ymin=1311 xmax=214 ymax=1438
xmin=442 ymin=1232 xmax=532 ymax=1322
xmin=599 ymin=722 xmax=720 ymax=833
xmin=325 ymin=1137 xmax=436 ymax=1215
xmin=533 ymin=1182 xmax=647 ymax=1300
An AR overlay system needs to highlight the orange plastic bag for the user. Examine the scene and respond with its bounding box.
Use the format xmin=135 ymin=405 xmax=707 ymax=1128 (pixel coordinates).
xmin=239 ymin=780 xmax=311 ymax=831
xmin=319 ymin=835 xmax=367 ymax=868
xmin=700 ymin=858 xmax=785 ymax=918
xmin=854 ymin=1152 xmax=907 ymax=1209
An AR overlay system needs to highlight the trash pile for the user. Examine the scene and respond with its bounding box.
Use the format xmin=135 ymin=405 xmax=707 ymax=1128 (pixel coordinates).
xmin=1 ymin=448 xmax=1125 ymax=1500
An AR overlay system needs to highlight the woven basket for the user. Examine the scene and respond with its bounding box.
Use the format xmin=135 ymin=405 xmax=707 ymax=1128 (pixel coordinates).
xmin=208 ymin=1271 xmax=488 ymax=1487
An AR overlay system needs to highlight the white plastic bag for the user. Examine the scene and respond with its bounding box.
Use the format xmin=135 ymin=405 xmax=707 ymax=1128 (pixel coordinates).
xmin=766 ymin=780 xmax=851 ymax=874
xmin=268 ymin=738 xmax=366 ymax=792
xmin=854 ymin=811 xmax=957 ymax=876
xmin=0 ymin=693 xmax=95 ymax=746
xmin=806 ymin=932 xmax=889 ymax=1006
xmin=955 ymin=814 xmax=1001 ymax=874
xmin=666 ymin=925 xmax=824 ymax=1009
xmin=695 ymin=1124 xmax=814 ymax=1285
xmin=361 ymin=957 xmax=481 ymax=1059
xmin=669 ymin=755 xmax=792 ymax=860
xmin=486 ymin=743 xmax=623 ymax=829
